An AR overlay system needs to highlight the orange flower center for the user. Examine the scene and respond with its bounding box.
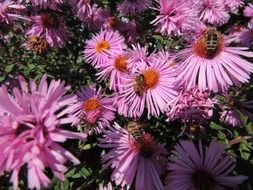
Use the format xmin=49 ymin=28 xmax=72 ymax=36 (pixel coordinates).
xmin=108 ymin=17 xmax=118 ymax=28
xmin=96 ymin=40 xmax=110 ymax=53
xmin=143 ymin=69 xmax=159 ymax=89
xmin=114 ymin=55 xmax=128 ymax=71
xmin=193 ymin=28 xmax=223 ymax=59
xmin=41 ymin=13 xmax=60 ymax=28
xmin=27 ymin=35 xmax=48 ymax=54
xmin=83 ymin=98 xmax=101 ymax=111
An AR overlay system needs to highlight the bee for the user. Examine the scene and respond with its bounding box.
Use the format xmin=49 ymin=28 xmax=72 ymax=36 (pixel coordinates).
xmin=133 ymin=74 xmax=146 ymax=96
xmin=127 ymin=121 xmax=142 ymax=141
xmin=204 ymin=28 xmax=221 ymax=57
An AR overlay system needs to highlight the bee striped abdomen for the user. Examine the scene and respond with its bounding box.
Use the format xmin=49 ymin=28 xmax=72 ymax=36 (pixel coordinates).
xmin=127 ymin=121 xmax=142 ymax=141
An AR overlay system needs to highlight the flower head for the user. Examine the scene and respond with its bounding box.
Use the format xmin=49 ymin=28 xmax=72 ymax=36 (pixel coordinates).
xmin=24 ymin=35 xmax=49 ymax=54
xmin=0 ymin=74 xmax=86 ymax=190
xmin=116 ymin=54 xmax=178 ymax=118
xmin=151 ymin=0 xmax=197 ymax=36
xmin=69 ymin=0 xmax=92 ymax=21
xmin=176 ymin=27 xmax=253 ymax=92
xmin=98 ymin=122 xmax=167 ymax=190
xmin=26 ymin=12 xmax=69 ymax=47
xmin=165 ymin=140 xmax=247 ymax=190
xmin=72 ymin=85 xmax=116 ymax=133
xmin=84 ymin=30 xmax=126 ymax=68
xmin=117 ymin=0 xmax=151 ymax=16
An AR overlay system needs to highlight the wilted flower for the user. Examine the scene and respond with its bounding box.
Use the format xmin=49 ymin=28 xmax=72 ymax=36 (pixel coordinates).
xmin=84 ymin=30 xmax=126 ymax=68
xmin=176 ymin=27 xmax=253 ymax=92
xmin=98 ymin=122 xmax=167 ymax=190
xmin=117 ymin=0 xmax=151 ymax=16
xmin=26 ymin=12 xmax=69 ymax=47
xmin=72 ymin=86 xmax=116 ymax=133
xmin=0 ymin=74 xmax=87 ymax=190
xmin=24 ymin=35 xmax=49 ymax=54
xmin=165 ymin=140 xmax=247 ymax=190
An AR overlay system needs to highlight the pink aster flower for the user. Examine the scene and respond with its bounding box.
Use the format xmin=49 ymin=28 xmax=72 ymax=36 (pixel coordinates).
xmin=197 ymin=0 xmax=230 ymax=26
xmin=69 ymin=0 xmax=92 ymax=21
xmin=98 ymin=122 xmax=167 ymax=190
xmin=26 ymin=12 xmax=69 ymax=48
xmin=72 ymin=85 xmax=116 ymax=134
xmin=0 ymin=0 xmax=26 ymax=24
xmin=116 ymin=55 xmax=178 ymax=118
xmin=244 ymin=3 xmax=253 ymax=23
xmin=166 ymin=87 xmax=216 ymax=124
xmin=165 ymin=140 xmax=247 ymax=190
xmin=84 ymin=30 xmax=126 ymax=68
xmin=0 ymin=74 xmax=87 ymax=190
xmin=28 ymin=0 xmax=62 ymax=9
xmin=151 ymin=0 xmax=198 ymax=36
xmin=224 ymin=0 xmax=244 ymax=12
xmin=117 ymin=0 xmax=151 ymax=16
xmin=176 ymin=27 xmax=253 ymax=93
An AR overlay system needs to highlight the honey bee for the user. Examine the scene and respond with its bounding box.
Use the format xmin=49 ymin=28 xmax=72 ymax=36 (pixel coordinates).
xmin=133 ymin=74 xmax=146 ymax=96
xmin=204 ymin=28 xmax=221 ymax=57
xmin=127 ymin=121 xmax=142 ymax=141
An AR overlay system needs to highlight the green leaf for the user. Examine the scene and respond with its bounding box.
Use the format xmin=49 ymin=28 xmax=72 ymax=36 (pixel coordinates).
xmin=5 ymin=64 xmax=14 ymax=73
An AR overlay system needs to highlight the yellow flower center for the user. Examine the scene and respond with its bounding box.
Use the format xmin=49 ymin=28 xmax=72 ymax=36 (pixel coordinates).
xmin=193 ymin=27 xmax=223 ymax=59
xmin=41 ymin=13 xmax=60 ymax=28
xmin=83 ymin=98 xmax=101 ymax=111
xmin=96 ymin=40 xmax=110 ymax=53
xmin=27 ymin=36 xmax=48 ymax=54
xmin=143 ymin=69 xmax=159 ymax=89
xmin=114 ymin=55 xmax=128 ymax=71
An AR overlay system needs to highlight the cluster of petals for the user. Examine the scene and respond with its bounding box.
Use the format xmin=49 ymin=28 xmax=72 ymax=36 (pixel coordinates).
xmin=98 ymin=182 xmax=114 ymax=190
xmin=166 ymin=87 xmax=217 ymax=124
xmin=26 ymin=12 xmax=69 ymax=48
xmin=244 ymin=3 xmax=253 ymax=23
xmin=71 ymin=85 xmax=116 ymax=133
xmin=165 ymin=140 xmax=247 ymax=190
xmin=0 ymin=74 xmax=87 ymax=190
xmin=69 ymin=0 xmax=92 ymax=22
xmin=176 ymin=27 xmax=253 ymax=92
xmin=98 ymin=122 xmax=167 ymax=190
xmin=117 ymin=0 xmax=151 ymax=16
xmin=116 ymin=53 xmax=178 ymax=118
xmin=0 ymin=0 xmax=26 ymax=24
xmin=28 ymin=0 xmax=63 ymax=9
xmin=224 ymin=0 xmax=244 ymax=12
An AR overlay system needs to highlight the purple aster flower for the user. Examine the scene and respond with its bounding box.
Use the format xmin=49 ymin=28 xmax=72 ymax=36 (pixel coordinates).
xmin=117 ymin=0 xmax=151 ymax=16
xmin=0 ymin=74 xmax=87 ymax=190
xmin=69 ymin=0 xmax=92 ymax=21
xmin=98 ymin=122 xmax=167 ymax=190
xmin=0 ymin=0 xmax=26 ymax=24
xmin=84 ymin=30 xmax=126 ymax=68
xmin=166 ymin=87 xmax=217 ymax=124
xmin=151 ymin=0 xmax=198 ymax=36
xmin=176 ymin=27 xmax=253 ymax=92
xmin=198 ymin=0 xmax=230 ymax=26
xmin=72 ymin=85 xmax=116 ymax=134
xmin=238 ymin=23 xmax=253 ymax=47
xmin=26 ymin=12 xmax=69 ymax=48
xmin=28 ymin=0 xmax=62 ymax=9
xmin=165 ymin=140 xmax=247 ymax=190
xmin=116 ymin=54 xmax=178 ymax=118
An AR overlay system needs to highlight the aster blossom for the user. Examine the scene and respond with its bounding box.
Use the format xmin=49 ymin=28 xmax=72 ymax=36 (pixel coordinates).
xmin=26 ymin=12 xmax=69 ymax=48
xmin=0 ymin=0 xmax=26 ymax=24
xmin=69 ymin=0 xmax=92 ymax=21
xmin=98 ymin=122 xmax=167 ymax=190
xmin=0 ymin=74 xmax=87 ymax=190
xmin=116 ymin=54 xmax=178 ymax=118
xmin=117 ymin=0 xmax=151 ymax=16
xmin=151 ymin=0 xmax=198 ymax=36
xmin=72 ymin=85 xmax=116 ymax=133
xmin=176 ymin=27 xmax=253 ymax=92
xmin=224 ymin=0 xmax=244 ymax=12
xmin=166 ymin=87 xmax=217 ymax=124
xmin=165 ymin=140 xmax=247 ymax=190
xmin=84 ymin=30 xmax=126 ymax=68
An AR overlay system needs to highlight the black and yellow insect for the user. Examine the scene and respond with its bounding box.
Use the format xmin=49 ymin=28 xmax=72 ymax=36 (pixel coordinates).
xmin=127 ymin=121 xmax=142 ymax=141
xmin=204 ymin=28 xmax=221 ymax=57
xmin=133 ymin=74 xmax=146 ymax=96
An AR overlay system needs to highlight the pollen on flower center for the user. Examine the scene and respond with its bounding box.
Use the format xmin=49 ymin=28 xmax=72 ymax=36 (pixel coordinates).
xmin=41 ymin=13 xmax=60 ymax=28
xmin=96 ymin=40 xmax=110 ymax=53
xmin=193 ymin=28 xmax=223 ymax=59
xmin=192 ymin=170 xmax=216 ymax=190
xmin=114 ymin=55 xmax=128 ymax=71
xmin=83 ymin=98 xmax=101 ymax=111
xmin=143 ymin=69 xmax=159 ymax=89
xmin=27 ymin=36 xmax=48 ymax=53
